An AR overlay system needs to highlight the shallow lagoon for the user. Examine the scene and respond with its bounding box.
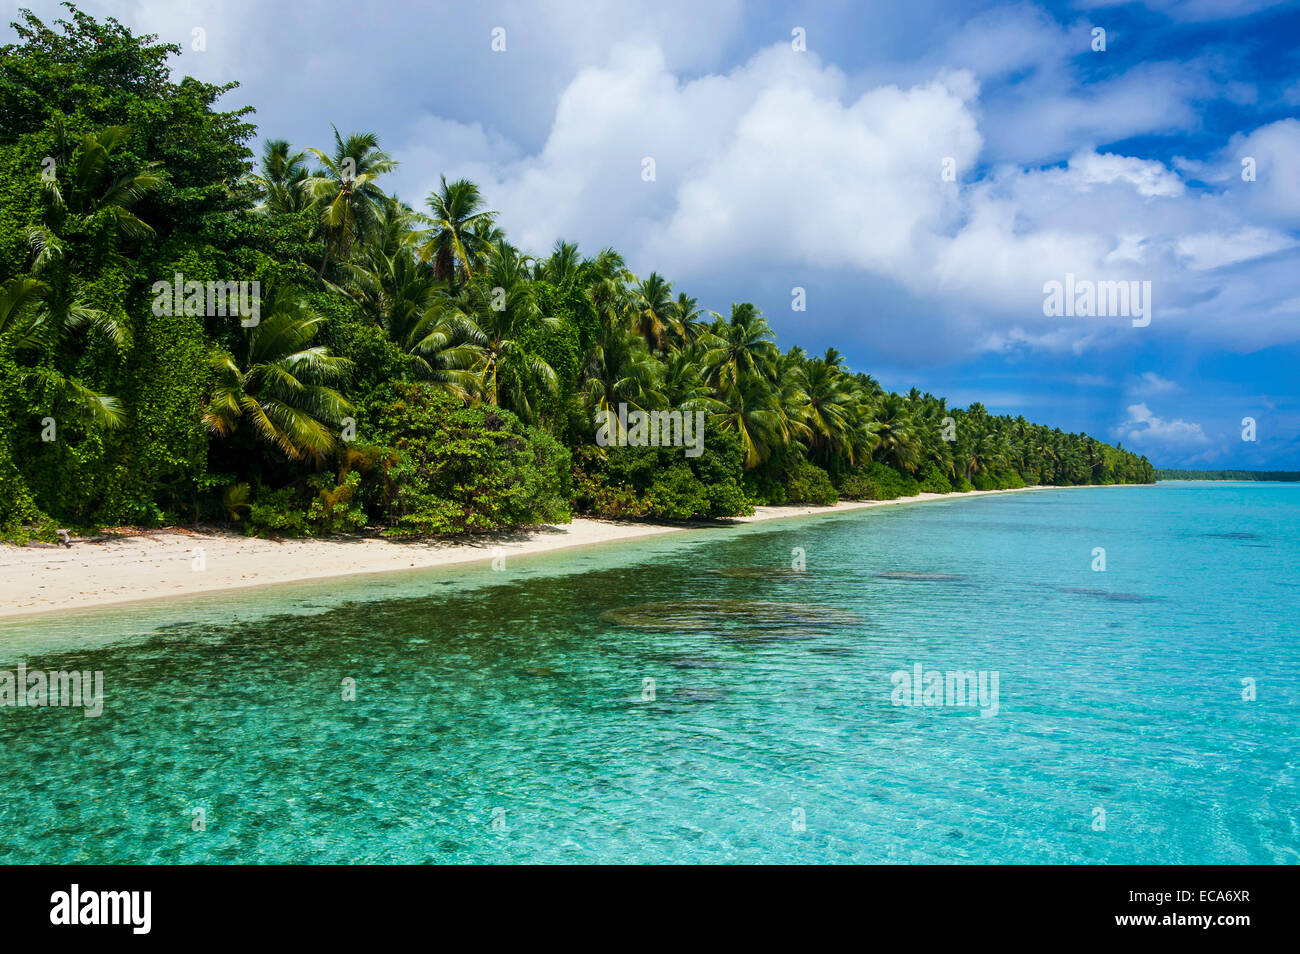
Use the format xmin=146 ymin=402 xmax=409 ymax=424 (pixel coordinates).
xmin=1 ymin=483 xmax=1296 ymax=863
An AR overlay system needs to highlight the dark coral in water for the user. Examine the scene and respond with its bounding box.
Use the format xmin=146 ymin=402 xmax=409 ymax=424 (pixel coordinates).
xmin=707 ymin=566 xmax=809 ymax=581
xmin=873 ymin=571 xmax=966 ymax=582
xmin=1057 ymin=587 xmax=1163 ymax=603
xmin=600 ymin=600 xmax=861 ymax=637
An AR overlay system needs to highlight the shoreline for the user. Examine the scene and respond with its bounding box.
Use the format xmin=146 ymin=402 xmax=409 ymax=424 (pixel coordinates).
xmin=1 ymin=484 xmax=1096 ymax=619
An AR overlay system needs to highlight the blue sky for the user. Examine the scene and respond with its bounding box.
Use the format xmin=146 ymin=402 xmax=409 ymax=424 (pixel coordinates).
xmin=8 ymin=0 xmax=1299 ymax=467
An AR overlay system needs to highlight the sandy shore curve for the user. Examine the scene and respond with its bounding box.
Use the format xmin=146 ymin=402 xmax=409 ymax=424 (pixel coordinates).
xmin=1 ymin=486 xmax=1074 ymax=618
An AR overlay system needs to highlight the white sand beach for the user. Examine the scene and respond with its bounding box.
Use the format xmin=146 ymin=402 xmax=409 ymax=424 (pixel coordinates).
xmin=0 ymin=486 xmax=1061 ymax=618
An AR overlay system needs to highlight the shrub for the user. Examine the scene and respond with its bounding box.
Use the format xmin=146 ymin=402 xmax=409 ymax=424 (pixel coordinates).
xmin=306 ymin=470 xmax=367 ymax=534
xmin=741 ymin=468 xmax=786 ymax=506
xmin=705 ymin=476 xmax=753 ymax=517
xmin=365 ymin=382 xmax=571 ymax=536
xmin=917 ymin=464 xmax=953 ymax=494
xmin=973 ymin=472 xmax=1025 ymax=491
xmin=246 ymin=487 xmax=308 ymax=537
xmin=572 ymin=417 xmax=753 ymax=520
xmin=645 ymin=463 xmax=710 ymax=519
xmin=783 ymin=459 xmax=838 ymax=505
xmin=834 ymin=470 xmax=871 ymax=501
xmin=838 ymin=462 xmax=920 ymax=500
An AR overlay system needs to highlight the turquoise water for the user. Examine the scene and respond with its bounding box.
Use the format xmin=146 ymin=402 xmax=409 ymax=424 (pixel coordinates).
xmin=1 ymin=483 xmax=1297 ymax=864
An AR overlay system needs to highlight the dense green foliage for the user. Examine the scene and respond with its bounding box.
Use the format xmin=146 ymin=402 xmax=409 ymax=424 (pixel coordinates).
xmin=365 ymin=382 xmax=570 ymax=536
xmin=1154 ymin=470 xmax=1300 ymax=481
xmin=0 ymin=7 xmax=1153 ymax=541
xmin=572 ymin=420 xmax=751 ymax=520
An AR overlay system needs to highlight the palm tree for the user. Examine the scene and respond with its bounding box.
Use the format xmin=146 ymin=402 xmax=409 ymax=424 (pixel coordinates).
xmin=203 ymin=287 xmax=353 ymax=460
xmin=702 ymin=303 xmax=778 ymax=391
xmin=245 ymin=139 xmax=311 ymax=214
xmin=0 ymin=276 xmax=46 ymax=347
xmin=0 ymin=271 xmax=127 ymax=355
xmin=354 ymin=193 xmax=424 ymax=260
xmin=847 ymin=407 xmax=884 ymax=463
xmin=0 ymin=275 xmax=125 ymax=429
xmin=958 ymin=428 xmax=1003 ymax=482
xmin=767 ymin=349 xmax=811 ymax=454
xmin=800 ymin=357 xmax=857 ymax=464
xmin=302 ymin=127 xmax=397 ymax=276
xmin=460 ymin=240 xmax=558 ymax=420
xmin=631 ymin=272 xmax=673 ymax=352
xmin=660 ymin=346 xmax=712 ymax=409
xmin=402 ymin=295 xmax=482 ymax=395
xmin=713 ymin=373 xmax=783 ymax=468
xmin=467 ymin=216 xmax=506 ymax=258
xmin=581 ymin=248 xmax=633 ymax=328
xmin=873 ymin=394 xmax=921 ymax=473
xmin=337 ymin=211 xmax=478 ymax=394
xmin=10 ymin=125 xmax=148 ymax=431
xmin=582 ymin=324 xmax=666 ymax=427
xmin=667 ymin=292 xmax=707 ymax=350
xmin=538 ymin=239 xmax=582 ymax=289
xmin=419 ymin=176 xmax=496 ymax=286
xmin=29 ymin=122 xmax=165 ymax=266
xmin=822 ymin=347 xmax=847 ymax=373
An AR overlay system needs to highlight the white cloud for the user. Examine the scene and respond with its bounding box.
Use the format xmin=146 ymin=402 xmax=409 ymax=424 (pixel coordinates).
xmin=1201 ymin=120 xmax=1300 ymax=227
xmin=8 ymin=0 xmax=745 ymax=152
xmin=1135 ymin=372 xmax=1178 ymax=394
xmin=391 ymin=38 xmax=1300 ymax=363
xmin=1061 ymin=150 xmax=1186 ymax=198
xmin=1176 ymin=226 xmax=1294 ymax=271
xmin=14 ymin=0 xmax=1297 ymax=368
xmin=1116 ymin=403 xmax=1209 ymax=449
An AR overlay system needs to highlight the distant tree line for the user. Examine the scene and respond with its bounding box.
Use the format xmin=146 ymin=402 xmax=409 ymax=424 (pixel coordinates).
xmin=1155 ymin=470 xmax=1300 ymax=481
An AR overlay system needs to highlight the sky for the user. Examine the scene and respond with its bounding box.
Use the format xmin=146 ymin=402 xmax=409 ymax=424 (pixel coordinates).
xmin=6 ymin=0 xmax=1299 ymax=468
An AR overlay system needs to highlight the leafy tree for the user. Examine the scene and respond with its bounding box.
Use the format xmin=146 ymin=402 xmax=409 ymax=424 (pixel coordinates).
xmin=366 ymin=381 xmax=570 ymax=535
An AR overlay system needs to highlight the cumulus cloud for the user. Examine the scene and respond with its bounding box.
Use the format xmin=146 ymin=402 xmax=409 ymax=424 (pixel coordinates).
xmin=459 ymin=45 xmax=1052 ymax=358
xmin=1176 ymin=119 xmax=1300 ymax=228
xmin=369 ymin=20 xmax=1298 ymax=364
xmin=914 ymin=5 xmax=1222 ymax=164
xmin=1060 ymin=150 xmax=1186 ymax=198
xmin=9 ymin=0 xmax=744 ymax=151
xmin=1116 ymin=403 xmax=1210 ymax=450
xmin=12 ymin=0 xmax=1298 ymax=370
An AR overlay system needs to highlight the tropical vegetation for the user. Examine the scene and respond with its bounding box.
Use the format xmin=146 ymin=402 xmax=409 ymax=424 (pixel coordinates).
xmin=0 ymin=7 xmax=1153 ymax=542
